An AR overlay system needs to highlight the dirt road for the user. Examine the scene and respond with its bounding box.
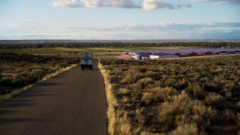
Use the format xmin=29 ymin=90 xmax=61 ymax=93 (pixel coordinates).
xmin=0 ymin=60 xmax=107 ymax=135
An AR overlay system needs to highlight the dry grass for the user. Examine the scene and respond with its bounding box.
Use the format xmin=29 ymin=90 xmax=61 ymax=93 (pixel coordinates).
xmin=136 ymin=78 xmax=154 ymax=90
xmin=205 ymin=92 xmax=226 ymax=108
xmin=119 ymin=88 xmax=132 ymax=95
xmin=0 ymin=53 xmax=80 ymax=103
xmin=168 ymin=124 xmax=199 ymax=135
xmin=142 ymin=87 xmax=178 ymax=104
xmin=98 ymin=61 xmax=118 ymax=134
xmin=0 ymin=64 xmax=77 ymax=104
xmin=100 ymin=56 xmax=240 ymax=135
xmin=222 ymin=109 xmax=236 ymax=121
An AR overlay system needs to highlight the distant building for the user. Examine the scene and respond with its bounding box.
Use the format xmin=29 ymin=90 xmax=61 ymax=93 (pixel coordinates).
xmin=123 ymin=48 xmax=240 ymax=60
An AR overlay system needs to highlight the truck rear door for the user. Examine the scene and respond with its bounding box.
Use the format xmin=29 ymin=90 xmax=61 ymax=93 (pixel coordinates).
xmin=81 ymin=53 xmax=93 ymax=65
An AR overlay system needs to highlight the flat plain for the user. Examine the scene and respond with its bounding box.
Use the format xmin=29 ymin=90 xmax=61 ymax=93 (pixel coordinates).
xmin=0 ymin=47 xmax=197 ymax=53
xmin=1 ymin=46 xmax=240 ymax=135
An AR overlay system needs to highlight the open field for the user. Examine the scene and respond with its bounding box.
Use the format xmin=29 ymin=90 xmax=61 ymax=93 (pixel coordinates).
xmin=0 ymin=53 xmax=80 ymax=101
xmin=99 ymin=56 xmax=240 ymax=135
xmin=0 ymin=47 xmax=198 ymax=53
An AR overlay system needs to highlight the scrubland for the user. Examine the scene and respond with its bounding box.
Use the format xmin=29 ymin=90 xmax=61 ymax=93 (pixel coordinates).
xmin=99 ymin=56 xmax=240 ymax=135
xmin=0 ymin=53 xmax=80 ymax=101
xmin=0 ymin=46 xmax=196 ymax=53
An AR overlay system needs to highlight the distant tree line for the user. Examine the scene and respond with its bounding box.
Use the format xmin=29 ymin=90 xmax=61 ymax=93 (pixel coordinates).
xmin=0 ymin=42 xmax=240 ymax=48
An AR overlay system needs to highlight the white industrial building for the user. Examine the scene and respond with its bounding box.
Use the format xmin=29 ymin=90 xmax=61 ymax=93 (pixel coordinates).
xmin=124 ymin=48 xmax=240 ymax=60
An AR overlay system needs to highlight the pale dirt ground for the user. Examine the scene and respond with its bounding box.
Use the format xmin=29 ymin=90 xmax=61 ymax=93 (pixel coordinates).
xmin=115 ymin=53 xmax=240 ymax=60
xmin=115 ymin=53 xmax=134 ymax=60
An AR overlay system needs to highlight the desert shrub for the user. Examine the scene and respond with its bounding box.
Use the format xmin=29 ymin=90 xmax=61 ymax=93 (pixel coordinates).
xmin=113 ymin=68 xmax=124 ymax=78
xmin=135 ymin=77 xmax=154 ymax=89
xmin=133 ymin=72 xmax=144 ymax=82
xmin=120 ymin=72 xmax=144 ymax=84
xmin=142 ymin=87 xmax=178 ymax=104
xmin=158 ymin=92 xmax=191 ymax=128
xmin=168 ymin=124 xmax=199 ymax=135
xmin=101 ymin=56 xmax=240 ymax=135
xmin=175 ymin=115 xmax=205 ymax=129
xmin=120 ymin=69 xmax=144 ymax=84
xmin=204 ymin=82 xmax=221 ymax=92
xmin=185 ymin=83 xmax=206 ymax=99
xmin=199 ymin=77 xmax=208 ymax=83
xmin=119 ymin=88 xmax=132 ymax=95
xmin=171 ymin=91 xmax=191 ymax=105
xmin=172 ymin=78 xmax=188 ymax=90
xmin=236 ymin=102 xmax=240 ymax=110
xmin=191 ymin=101 xmax=217 ymax=124
xmin=164 ymin=78 xmax=176 ymax=87
xmin=205 ymin=92 xmax=226 ymax=108
xmin=222 ymin=109 xmax=236 ymax=121
xmin=237 ymin=113 xmax=240 ymax=127
xmin=141 ymin=132 xmax=166 ymax=135
xmin=214 ymin=61 xmax=225 ymax=66
xmin=225 ymin=92 xmax=232 ymax=99
xmin=112 ymin=109 xmax=135 ymax=135
xmin=154 ymin=80 xmax=164 ymax=88
xmin=120 ymin=75 xmax=134 ymax=84
xmin=120 ymin=122 xmax=132 ymax=135
xmin=158 ymin=91 xmax=216 ymax=130
xmin=144 ymin=71 xmax=160 ymax=80
xmin=0 ymin=53 xmax=80 ymax=95
xmin=224 ymin=83 xmax=238 ymax=92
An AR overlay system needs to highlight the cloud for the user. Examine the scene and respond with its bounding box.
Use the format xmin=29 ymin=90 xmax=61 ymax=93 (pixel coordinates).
xmin=191 ymin=0 xmax=240 ymax=5
xmin=50 ymin=0 xmax=191 ymax=10
xmin=143 ymin=0 xmax=174 ymax=10
xmin=142 ymin=0 xmax=191 ymax=10
xmin=4 ymin=22 xmax=240 ymax=39
xmin=50 ymin=0 xmax=83 ymax=8
xmin=65 ymin=22 xmax=240 ymax=32
xmin=50 ymin=0 xmax=140 ymax=9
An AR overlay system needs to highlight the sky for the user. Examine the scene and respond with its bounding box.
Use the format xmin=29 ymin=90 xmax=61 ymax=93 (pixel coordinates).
xmin=0 ymin=0 xmax=240 ymax=40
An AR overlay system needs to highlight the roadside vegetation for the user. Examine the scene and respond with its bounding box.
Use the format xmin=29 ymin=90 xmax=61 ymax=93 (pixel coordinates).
xmin=0 ymin=42 xmax=240 ymax=49
xmin=99 ymin=56 xmax=240 ymax=135
xmin=0 ymin=53 xmax=80 ymax=102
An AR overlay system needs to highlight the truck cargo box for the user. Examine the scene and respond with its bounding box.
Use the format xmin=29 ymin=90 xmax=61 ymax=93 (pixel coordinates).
xmin=81 ymin=53 xmax=93 ymax=70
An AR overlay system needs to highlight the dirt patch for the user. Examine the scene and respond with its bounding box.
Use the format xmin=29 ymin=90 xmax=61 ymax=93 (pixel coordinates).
xmin=115 ymin=53 xmax=134 ymax=60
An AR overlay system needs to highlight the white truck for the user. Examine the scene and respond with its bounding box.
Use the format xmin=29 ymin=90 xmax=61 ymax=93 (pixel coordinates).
xmin=81 ymin=53 xmax=93 ymax=70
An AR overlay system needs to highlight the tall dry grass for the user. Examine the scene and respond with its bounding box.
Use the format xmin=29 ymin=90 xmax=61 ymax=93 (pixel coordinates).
xmin=142 ymin=87 xmax=178 ymax=104
xmin=99 ymin=56 xmax=240 ymax=135
xmin=99 ymin=61 xmax=119 ymax=134
xmin=0 ymin=64 xmax=77 ymax=104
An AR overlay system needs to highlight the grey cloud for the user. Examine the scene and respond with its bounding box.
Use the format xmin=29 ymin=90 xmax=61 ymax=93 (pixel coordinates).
xmin=50 ymin=0 xmax=83 ymax=9
xmin=191 ymin=0 xmax=240 ymax=5
xmin=186 ymin=4 xmax=192 ymax=8
xmin=65 ymin=22 xmax=240 ymax=32
xmin=50 ymin=0 xmax=191 ymax=10
xmin=6 ymin=22 xmax=240 ymax=39
xmin=51 ymin=0 xmax=140 ymax=9
xmin=142 ymin=0 xmax=191 ymax=10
